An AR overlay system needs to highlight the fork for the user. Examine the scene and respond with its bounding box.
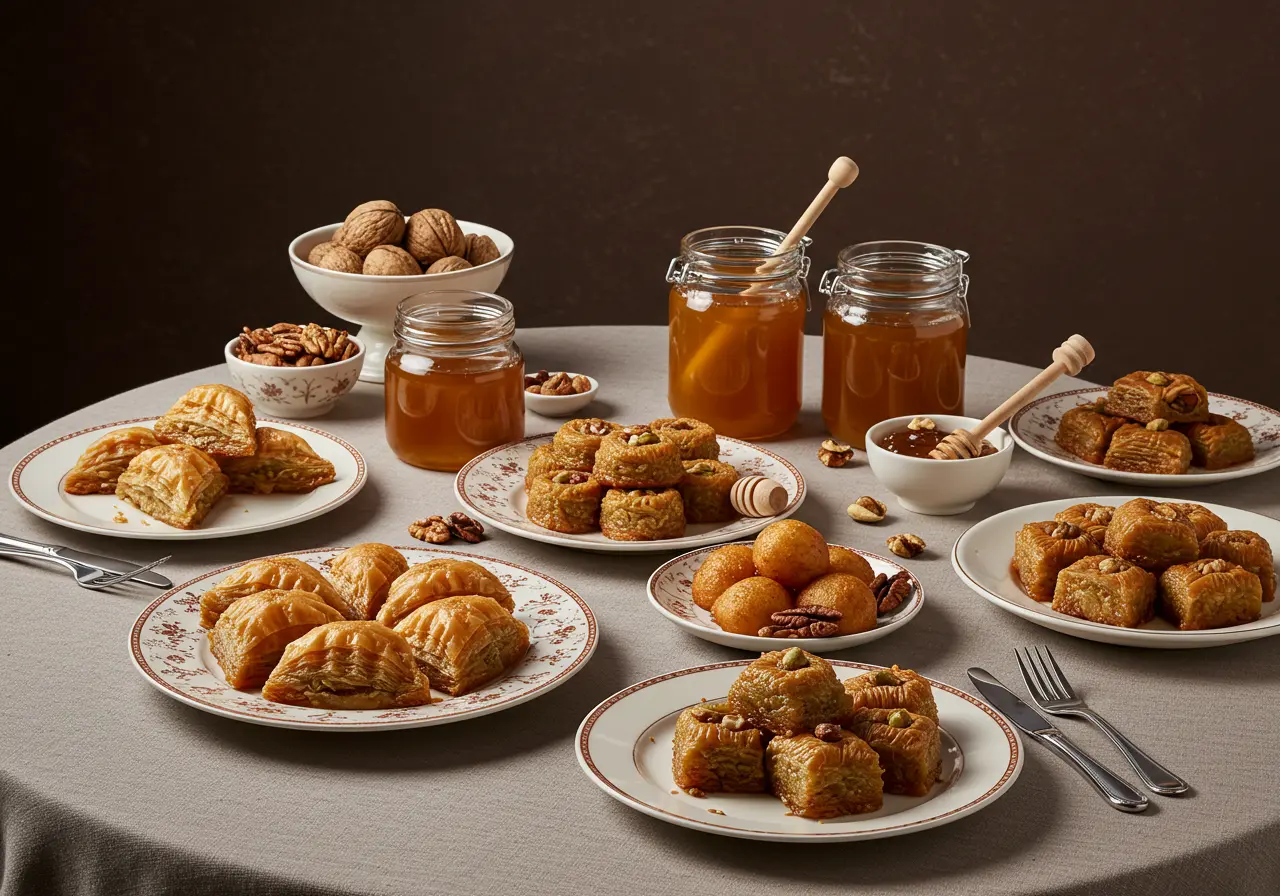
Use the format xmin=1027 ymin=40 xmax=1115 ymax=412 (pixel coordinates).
xmin=0 ymin=544 xmax=171 ymax=591
xmin=1016 ymin=646 xmax=1190 ymax=795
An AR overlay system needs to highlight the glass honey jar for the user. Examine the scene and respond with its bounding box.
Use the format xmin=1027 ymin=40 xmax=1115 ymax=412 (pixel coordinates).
xmin=818 ymin=241 xmax=970 ymax=449
xmin=666 ymin=226 xmax=811 ymax=440
xmin=385 ymin=291 xmax=525 ymax=471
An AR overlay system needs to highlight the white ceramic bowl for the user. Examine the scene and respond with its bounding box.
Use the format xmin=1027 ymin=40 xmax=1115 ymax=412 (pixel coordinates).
xmin=524 ymin=374 xmax=600 ymax=418
xmin=224 ymin=335 xmax=364 ymax=418
xmin=865 ymin=414 xmax=1014 ymax=515
xmin=288 ymin=219 xmax=514 ymax=384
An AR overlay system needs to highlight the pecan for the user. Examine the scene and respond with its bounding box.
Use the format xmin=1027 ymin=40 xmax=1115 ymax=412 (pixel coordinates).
xmin=246 ymin=352 xmax=280 ymax=366
xmin=814 ymin=723 xmax=843 ymax=743
xmin=774 ymin=606 xmax=843 ymax=622
xmin=234 ymin=322 xmax=357 ymax=368
xmin=877 ymin=573 xmax=912 ymax=615
xmin=270 ymin=322 xmax=302 ymax=334
xmin=868 ymin=573 xmax=888 ymax=596
xmin=408 ymin=516 xmax=452 ymax=544
xmin=446 ymin=511 xmax=484 ymax=543
xmin=522 ymin=369 xmax=551 ymax=388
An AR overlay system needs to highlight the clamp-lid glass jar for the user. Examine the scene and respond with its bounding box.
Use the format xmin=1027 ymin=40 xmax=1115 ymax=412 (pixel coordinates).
xmin=818 ymin=241 xmax=970 ymax=448
xmin=666 ymin=226 xmax=811 ymax=440
xmin=385 ymin=291 xmax=525 ymax=471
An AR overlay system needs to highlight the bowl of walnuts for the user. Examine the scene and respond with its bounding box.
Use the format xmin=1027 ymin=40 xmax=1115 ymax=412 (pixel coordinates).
xmin=289 ymin=200 xmax=515 ymax=384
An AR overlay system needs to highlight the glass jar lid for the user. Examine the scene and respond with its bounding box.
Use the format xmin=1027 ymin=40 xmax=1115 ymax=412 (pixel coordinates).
xmin=394 ymin=290 xmax=515 ymax=353
xmin=820 ymin=240 xmax=969 ymax=299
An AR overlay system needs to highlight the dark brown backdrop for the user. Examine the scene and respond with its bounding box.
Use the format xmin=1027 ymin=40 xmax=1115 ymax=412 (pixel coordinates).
xmin=7 ymin=1 xmax=1278 ymax=444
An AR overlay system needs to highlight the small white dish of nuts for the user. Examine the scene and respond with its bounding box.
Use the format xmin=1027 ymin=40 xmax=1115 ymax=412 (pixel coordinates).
xmin=224 ymin=325 xmax=364 ymax=419
xmin=523 ymin=370 xmax=599 ymax=418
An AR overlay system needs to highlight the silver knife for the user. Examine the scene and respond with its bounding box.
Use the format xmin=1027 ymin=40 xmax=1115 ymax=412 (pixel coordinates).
xmin=968 ymin=667 xmax=1148 ymax=813
xmin=0 ymin=533 xmax=173 ymax=588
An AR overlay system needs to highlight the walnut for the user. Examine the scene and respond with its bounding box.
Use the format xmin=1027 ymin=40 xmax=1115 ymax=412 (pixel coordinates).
xmin=405 ymin=208 xmax=465 ymax=265
xmin=446 ymin=511 xmax=485 ymax=543
xmin=570 ymin=375 xmax=592 ymax=393
xmin=907 ymin=416 xmax=936 ymax=432
xmin=408 ymin=516 xmax=451 ymax=544
xmin=464 ymin=233 xmax=501 ymax=266
xmin=307 ymin=241 xmax=363 ymax=274
xmin=524 ymin=369 xmax=551 ymax=388
xmin=426 ymin=255 xmax=472 ymax=274
xmin=363 ymin=245 xmax=421 ymax=276
xmin=1097 ymin=557 xmax=1123 ymax=574
xmin=335 ymin=200 xmax=405 ymax=256
xmin=847 ymin=496 xmax=887 ymax=523
xmin=818 ymin=439 xmax=854 ymax=467
xmin=540 ymin=373 xmax=575 ymax=395
xmin=886 ymin=533 xmax=926 ymax=558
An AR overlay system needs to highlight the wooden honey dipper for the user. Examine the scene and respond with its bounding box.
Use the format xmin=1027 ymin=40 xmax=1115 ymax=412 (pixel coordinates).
xmin=928 ymin=335 xmax=1096 ymax=460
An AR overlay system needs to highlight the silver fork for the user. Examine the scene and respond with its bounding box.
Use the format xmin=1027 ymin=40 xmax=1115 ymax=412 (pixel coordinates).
xmin=0 ymin=546 xmax=171 ymax=590
xmin=1016 ymin=646 xmax=1190 ymax=795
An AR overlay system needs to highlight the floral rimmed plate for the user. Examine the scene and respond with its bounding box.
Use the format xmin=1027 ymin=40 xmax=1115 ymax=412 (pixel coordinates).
xmin=648 ymin=542 xmax=923 ymax=652
xmin=952 ymin=496 xmax=1280 ymax=648
xmin=9 ymin=417 xmax=367 ymax=540
xmin=1009 ymin=388 xmax=1280 ymax=486
xmin=454 ymin=434 xmax=805 ymax=554
xmin=130 ymin=547 xmax=596 ymax=730
xmin=575 ymin=661 xmax=1022 ymax=842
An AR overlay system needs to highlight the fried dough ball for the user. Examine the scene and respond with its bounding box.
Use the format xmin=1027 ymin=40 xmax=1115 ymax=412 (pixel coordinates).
xmin=692 ymin=544 xmax=757 ymax=611
xmin=796 ymin=573 xmax=877 ymax=635
xmin=828 ymin=546 xmax=874 ymax=585
xmin=712 ymin=576 xmax=792 ymax=636
xmin=753 ymin=520 xmax=829 ymax=589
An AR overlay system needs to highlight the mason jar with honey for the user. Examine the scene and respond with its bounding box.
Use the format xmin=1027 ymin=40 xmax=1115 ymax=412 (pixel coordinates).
xmin=818 ymin=241 xmax=970 ymax=449
xmin=666 ymin=226 xmax=810 ymax=440
xmin=385 ymin=291 xmax=525 ymax=471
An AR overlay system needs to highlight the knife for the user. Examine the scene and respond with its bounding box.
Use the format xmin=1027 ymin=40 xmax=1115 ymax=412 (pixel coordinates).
xmin=0 ymin=533 xmax=173 ymax=588
xmin=968 ymin=667 xmax=1148 ymax=813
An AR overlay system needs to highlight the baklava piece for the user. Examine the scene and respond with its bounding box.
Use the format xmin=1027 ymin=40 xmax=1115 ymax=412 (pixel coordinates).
xmin=591 ymin=427 xmax=684 ymax=488
xmin=393 ymin=595 xmax=529 ymax=695
xmin=1013 ymin=521 xmax=1102 ymax=600
xmin=671 ymin=702 xmax=766 ymax=795
xmin=1102 ymin=423 xmax=1192 ymax=475
xmin=676 ymin=459 xmax=739 ymax=524
xmin=1104 ymin=499 xmax=1200 ymax=571
xmin=1199 ymin=530 xmax=1275 ymax=602
xmin=551 ymin=418 xmax=621 ymax=471
xmin=1159 ymin=559 xmax=1263 ymax=630
xmin=1180 ymin=414 xmax=1255 ymax=470
xmin=1053 ymin=503 xmax=1115 ymax=545
xmin=524 ymin=444 xmax=569 ymax=490
xmin=261 ymin=620 xmax=434 ymax=709
xmin=1104 ymin=371 xmax=1209 ymax=425
xmin=326 ymin=543 xmax=409 ymax=620
xmin=526 ymin=470 xmax=603 ymax=534
xmin=727 ymin=648 xmax=851 ymax=737
xmin=846 ymin=708 xmax=941 ymax=797
xmin=376 ymin=558 xmax=514 ymax=627
xmin=218 ymin=427 xmax=336 ymax=494
xmin=1172 ymin=503 xmax=1228 ymax=542
xmin=1054 ymin=401 xmax=1127 ymax=465
xmin=1051 ymin=555 xmax=1157 ymax=628
xmin=843 ymin=666 xmax=939 ymax=723
xmin=599 ymin=488 xmax=685 ymax=541
xmin=649 ymin=417 xmax=720 ymax=460
xmin=199 ymin=556 xmax=344 ymax=628
xmin=766 ymin=724 xmax=883 ymax=819
xmin=64 ymin=426 xmax=163 ymax=495
xmin=209 ymin=589 xmax=344 ymax=689
xmin=115 ymin=445 xmax=228 ymax=530
xmin=152 ymin=383 xmax=258 ymax=457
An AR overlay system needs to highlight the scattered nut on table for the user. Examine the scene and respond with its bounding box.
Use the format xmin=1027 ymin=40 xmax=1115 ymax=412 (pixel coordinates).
xmin=817 ymin=439 xmax=854 ymax=467
xmin=847 ymin=496 xmax=887 ymax=523
xmin=524 ymin=369 xmax=594 ymax=395
xmin=886 ymin=533 xmax=926 ymax=559
xmin=408 ymin=512 xmax=485 ymax=544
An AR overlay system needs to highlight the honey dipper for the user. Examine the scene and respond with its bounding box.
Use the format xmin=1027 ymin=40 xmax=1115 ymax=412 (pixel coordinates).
xmin=929 ymin=335 xmax=1096 ymax=460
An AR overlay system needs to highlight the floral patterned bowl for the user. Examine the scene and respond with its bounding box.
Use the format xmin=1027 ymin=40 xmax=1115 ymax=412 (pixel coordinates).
xmin=223 ymin=336 xmax=364 ymax=418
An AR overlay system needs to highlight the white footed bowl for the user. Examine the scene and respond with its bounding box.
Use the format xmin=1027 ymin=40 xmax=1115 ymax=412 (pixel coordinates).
xmin=288 ymin=220 xmax=514 ymax=384
xmin=224 ymin=336 xmax=364 ymax=418
xmin=866 ymin=414 xmax=1014 ymax=515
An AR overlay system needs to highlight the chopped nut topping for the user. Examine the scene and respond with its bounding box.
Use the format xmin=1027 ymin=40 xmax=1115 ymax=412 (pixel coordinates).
xmin=1145 ymin=372 xmax=1171 ymax=386
xmin=719 ymin=714 xmax=747 ymax=730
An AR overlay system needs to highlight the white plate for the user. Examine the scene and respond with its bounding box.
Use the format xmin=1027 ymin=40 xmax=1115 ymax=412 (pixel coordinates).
xmin=454 ymin=434 xmax=805 ymax=554
xmin=1010 ymin=388 xmax=1280 ymax=486
xmin=648 ymin=543 xmax=923 ymax=652
xmin=9 ymin=417 xmax=367 ymax=540
xmin=575 ymin=661 xmax=1022 ymax=841
xmin=952 ymin=495 xmax=1280 ymax=648
xmin=130 ymin=547 xmax=597 ymax=730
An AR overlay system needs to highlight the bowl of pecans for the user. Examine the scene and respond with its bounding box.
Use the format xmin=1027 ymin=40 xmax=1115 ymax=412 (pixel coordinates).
xmin=224 ymin=322 xmax=364 ymax=418
xmin=522 ymin=369 xmax=599 ymax=418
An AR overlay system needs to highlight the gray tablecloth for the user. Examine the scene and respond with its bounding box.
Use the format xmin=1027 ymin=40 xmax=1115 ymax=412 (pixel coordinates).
xmin=2 ymin=326 xmax=1278 ymax=896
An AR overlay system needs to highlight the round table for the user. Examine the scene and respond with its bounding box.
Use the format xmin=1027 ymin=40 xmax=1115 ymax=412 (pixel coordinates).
xmin=2 ymin=327 xmax=1277 ymax=896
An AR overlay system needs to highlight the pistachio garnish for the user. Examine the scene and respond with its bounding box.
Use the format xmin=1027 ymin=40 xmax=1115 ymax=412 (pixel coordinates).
xmin=847 ymin=496 xmax=887 ymax=523
xmin=907 ymin=416 xmax=937 ymax=432
xmin=1146 ymin=418 xmax=1170 ymax=432
xmin=887 ymin=709 xmax=912 ymax=729
xmin=687 ymin=461 xmax=716 ymax=475
xmin=779 ymin=647 xmax=809 ymax=670
xmin=1146 ymin=372 xmax=1171 ymax=386
xmin=551 ymin=470 xmax=588 ymax=485
xmin=628 ymin=431 xmax=660 ymax=446
xmin=873 ymin=669 xmax=901 ymax=686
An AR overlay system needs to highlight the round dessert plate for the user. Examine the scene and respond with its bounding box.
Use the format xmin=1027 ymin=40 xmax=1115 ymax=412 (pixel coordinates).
xmin=131 ymin=547 xmax=596 ymax=731
xmin=953 ymin=496 xmax=1280 ymax=648
xmin=10 ymin=417 xmax=366 ymax=540
xmin=648 ymin=542 xmax=923 ymax=653
xmin=455 ymin=434 xmax=805 ymax=554
xmin=576 ymin=660 xmax=1022 ymax=842
xmin=1010 ymin=388 xmax=1280 ymax=486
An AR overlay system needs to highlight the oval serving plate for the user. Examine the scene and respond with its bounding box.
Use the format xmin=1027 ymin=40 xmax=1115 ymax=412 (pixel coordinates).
xmin=648 ymin=542 xmax=923 ymax=653
xmin=576 ymin=660 xmax=1022 ymax=842
xmin=131 ymin=546 xmax=596 ymax=730
xmin=10 ymin=417 xmax=367 ymax=540
xmin=454 ymin=434 xmax=805 ymax=554
xmin=1010 ymin=388 xmax=1280 ymax=486
xmin=952 ymin=496 xmax=1280 ymax=648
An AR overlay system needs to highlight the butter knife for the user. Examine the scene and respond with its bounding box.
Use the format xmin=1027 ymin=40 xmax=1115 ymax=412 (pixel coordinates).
xmin=0 ymin=533 xmax=173 ymax=588
xmin=968 ymin=667 xmax=1148 ymax=813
